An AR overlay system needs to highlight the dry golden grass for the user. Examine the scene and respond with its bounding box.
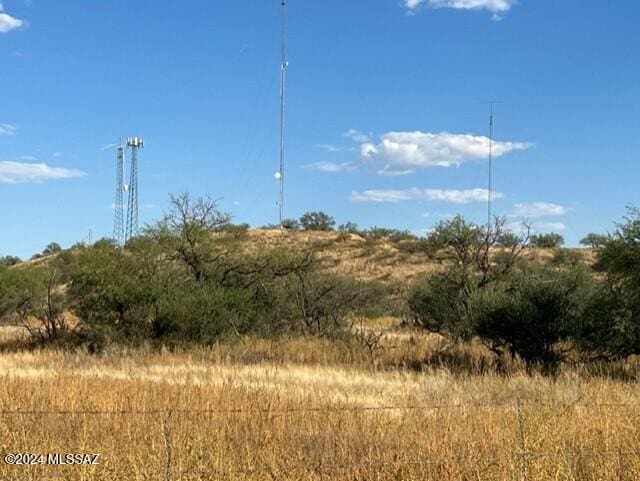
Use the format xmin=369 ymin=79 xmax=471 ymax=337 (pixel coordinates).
xmin=0 ymin=324 xmax=639 ymax=481
xmin=0 ymin=326 xmax=28 ymax=344
xmin=246 ymin=229 xmax=439 ymax=286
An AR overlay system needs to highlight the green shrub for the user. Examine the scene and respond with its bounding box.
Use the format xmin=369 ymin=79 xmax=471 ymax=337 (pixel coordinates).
xmin=496 ymin=231 xmax=522 ymax=248
xmin=269 ymin=273 xmax=383 ymax=337
xmin=0 ymin=266 xmax=68 ymax=341
xmin=0 ymin=256 xmax=21 ymax=267
xmin=407 ymin=215 xmax=599 ymax=369
xmin=152 ymin=281 xmax=259 ymax=343
xmin=281 ymin=218 xmax=301 ymax=230
xmin=410 ymin=263 xmax=594 ymax=369
xmin=409 ymin=271 xmax=475 ymax=341
xmin=577 ymin=207 xmax=640 ymax=359
xmin=363 ymin=227 xmax=417 ymax=242
xmin=42 ymin=242 xmax=62 ymax=255
xmin=299 ymin=211 xmax=335 ymax=231
xmin=580 ymin=233 xmax=608 ymax=249
xmin=337 ymin=222 xmax=359 ymax=233
xmin=0 ymin=266 xmax=38 ymax=320
xmin=530 ymin=233 xmax=565 ymax=248
xmin=470 ymin=265 xmax=593 ymax=368
xmin=67 ymin=242 xmax=159 ymax=342
xmin=216 ymin=223 xmax=250 ymax=240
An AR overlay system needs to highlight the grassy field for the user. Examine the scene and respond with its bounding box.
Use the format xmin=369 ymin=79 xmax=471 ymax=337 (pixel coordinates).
xmin=1 ymin=323 xmax=639 ymax=481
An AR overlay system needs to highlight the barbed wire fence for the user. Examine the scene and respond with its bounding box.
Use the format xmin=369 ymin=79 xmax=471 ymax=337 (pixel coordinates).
xmin=1 ymin=398 xmax=640 ymax=480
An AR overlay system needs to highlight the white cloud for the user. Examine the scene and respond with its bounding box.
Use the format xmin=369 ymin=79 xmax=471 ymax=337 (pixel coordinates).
xmin=314 ymin=130 xmax=530 ymax=176
xmin=377 ymin=166 xmax=415 ymax=177
xmin=0 ymin=160 xmax=86 ymax=183
xmin=0 ymin=123 xmax=17 ymax=136
xmin=404 ymin=0 xmax=517 ymax=19
xmin=533 ymin=221 xmax=567 ymax=232
xmin=351 ymin=189 xmax=416 ymax=203
xmin=360 ymin=131 xmax=530 ymax=175
xmin=304 ymin=161 xmax=357 ymax=173
xmin=316 ymin=144 xmax=343 ymax=153
xmin=512 ymin=202 xmax=569 ymax=218
xmin=0 ymin=4 xmax=24 ymax=33
xmin=508 ymin=220 xmax=567 ymax=235
xmin=343 ymin=128 xmax=371 ymax=144
xmin=350 ymin=187 xmax=503 ymax=204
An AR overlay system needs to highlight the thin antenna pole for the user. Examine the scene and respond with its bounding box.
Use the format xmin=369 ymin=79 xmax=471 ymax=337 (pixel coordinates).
xmin=487 ymin=101 xmax=502 ymax=231
xmin=488 ymin=104 xmax=494 ymax=230
xmin=278 ymin=0 xmax=287 ymax=227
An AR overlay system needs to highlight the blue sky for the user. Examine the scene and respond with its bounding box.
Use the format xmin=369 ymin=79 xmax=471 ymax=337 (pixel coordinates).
xmin=0 ymin=0 xmax=638 ymax=257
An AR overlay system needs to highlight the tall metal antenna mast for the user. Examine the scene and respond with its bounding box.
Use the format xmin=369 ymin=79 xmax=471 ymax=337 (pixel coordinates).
xmin=487 ymin=101 xmax=502 ymax=230
xmin=114 ymin=139 xmax=125 ymax=245
xmin=125 ymin=137 xmax=144 ymax=242
xmin=277 ymin=0 xmax=288 ymax=227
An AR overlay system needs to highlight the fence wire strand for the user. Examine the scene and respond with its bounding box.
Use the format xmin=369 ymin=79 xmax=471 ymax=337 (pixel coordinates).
xmin=0 ymin=398 xmax=639 ymax=416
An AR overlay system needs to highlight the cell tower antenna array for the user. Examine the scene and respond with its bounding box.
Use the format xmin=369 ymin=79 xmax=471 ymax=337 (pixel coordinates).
xmin=125 ymin=136 xmax=144 ymax=242
xmin=276 ymin=0 xmax=288 ymax=227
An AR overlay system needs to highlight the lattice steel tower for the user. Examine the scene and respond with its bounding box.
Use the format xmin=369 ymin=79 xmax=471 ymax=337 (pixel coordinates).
xmin=113 ymin=141 xmax=126 ymax=245
xmin=125 ymin=137 xmax=144 ymax=242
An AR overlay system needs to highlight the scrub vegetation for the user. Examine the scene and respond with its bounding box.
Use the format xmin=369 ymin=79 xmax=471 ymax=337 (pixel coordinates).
xmin=1 ymin=195 xmax=639 ymax=480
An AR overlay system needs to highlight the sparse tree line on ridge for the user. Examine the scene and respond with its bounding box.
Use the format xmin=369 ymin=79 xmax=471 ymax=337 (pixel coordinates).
xmin=0 ymin=194 xmax=638 ymax=372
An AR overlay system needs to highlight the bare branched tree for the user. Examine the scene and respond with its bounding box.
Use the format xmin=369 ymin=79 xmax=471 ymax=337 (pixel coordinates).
xmin=149 ymin=193 xmax=231 ymax=283
xmin=351 ymin=317 xmax=390 ymax=364
xmin=429 ymin=215 xmax=531 ymax=288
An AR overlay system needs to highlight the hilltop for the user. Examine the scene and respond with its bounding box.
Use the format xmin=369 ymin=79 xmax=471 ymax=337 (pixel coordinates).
xmin=245 ymin=229 xmax=436 ymax=285
xmin=243 ymin=228 xmax=593 ymax=287
xmin=10 ymin=227 xmax=594 ymax=292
